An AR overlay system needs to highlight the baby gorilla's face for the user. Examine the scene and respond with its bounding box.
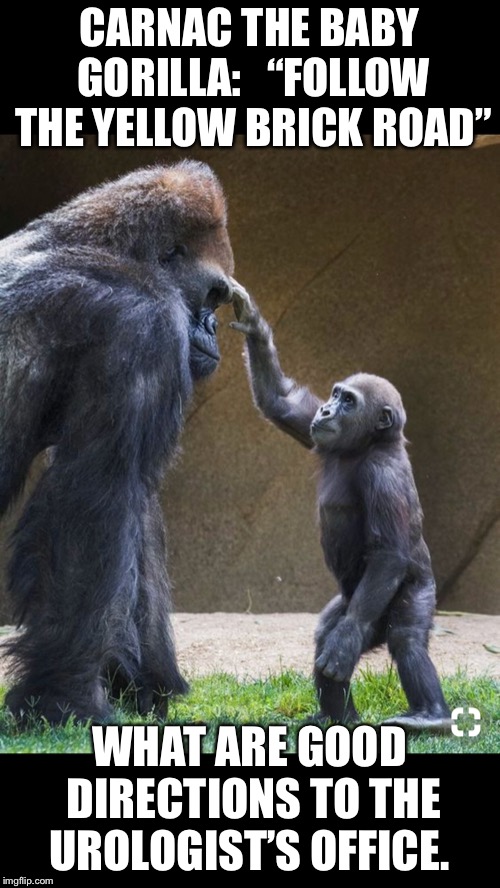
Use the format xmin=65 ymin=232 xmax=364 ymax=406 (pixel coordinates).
xmin=311 ymin=374 xmax=400 ymax=453
xmin=310 ymin=382 xmax=365 ymax=452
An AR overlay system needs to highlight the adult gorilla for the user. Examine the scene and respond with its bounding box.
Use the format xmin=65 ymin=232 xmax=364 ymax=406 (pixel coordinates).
xmin=0 ymin=161 xmax=233 ymax=723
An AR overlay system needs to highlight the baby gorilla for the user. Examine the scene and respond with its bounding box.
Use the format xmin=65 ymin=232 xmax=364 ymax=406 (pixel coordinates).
xmin=231 ymin=281 xmax=450 ymax=730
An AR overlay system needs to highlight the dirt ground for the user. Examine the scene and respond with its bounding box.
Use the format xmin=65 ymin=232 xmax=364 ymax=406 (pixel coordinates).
xmin=1 ymin=612 xmax=499 ymax=687
xmin=172 ymin=612 xmax=500 ymax=681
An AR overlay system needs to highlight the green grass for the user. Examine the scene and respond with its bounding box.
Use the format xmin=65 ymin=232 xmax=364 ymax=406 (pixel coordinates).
xmin=0 ymin=669 xmax=498 ymax=754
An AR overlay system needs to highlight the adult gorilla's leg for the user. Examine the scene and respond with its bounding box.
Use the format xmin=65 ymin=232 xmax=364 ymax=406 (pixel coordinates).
xmin=109 ymin=493 xmax=189 ymax=717
xmin=6 ymin=325 xmax=181 ymax=724
xmin=5 ymin=447 xmax=144 ymax=723
xmin=314 ymin=595 xmax=359 ymax=723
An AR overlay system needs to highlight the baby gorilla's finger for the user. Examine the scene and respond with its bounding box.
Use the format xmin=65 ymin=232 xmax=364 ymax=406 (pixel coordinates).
xmin=229 ymin=321 xmax=252 ymax=334
xmin=230 ymin=278 xmax=250 ymax=301
xmin=315 ymin=650 xmax=332 ymax=673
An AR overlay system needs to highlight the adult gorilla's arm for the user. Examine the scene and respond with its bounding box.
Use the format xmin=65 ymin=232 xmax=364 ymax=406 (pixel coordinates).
xmin=230 ymin=281 xmax=321 ymax=447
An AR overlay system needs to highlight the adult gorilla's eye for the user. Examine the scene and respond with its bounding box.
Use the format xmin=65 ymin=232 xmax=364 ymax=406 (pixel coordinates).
xmin=343 ymin=393 xmax=356 ymax=407
xmin=332 ymin=388 xmax=340 ymax=399
xmin=159 ymin=244 xmax=187 ymax=265
xmin=203 ymin=312 xmax=218 ymax=334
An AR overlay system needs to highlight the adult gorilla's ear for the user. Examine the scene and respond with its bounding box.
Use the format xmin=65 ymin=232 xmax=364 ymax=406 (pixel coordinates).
xmin=376 ymin=406 xmax=394 ymax=430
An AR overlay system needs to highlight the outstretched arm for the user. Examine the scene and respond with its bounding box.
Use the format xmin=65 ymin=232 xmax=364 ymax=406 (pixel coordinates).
xmin=230 ymin=280 xmax=321 ymax=448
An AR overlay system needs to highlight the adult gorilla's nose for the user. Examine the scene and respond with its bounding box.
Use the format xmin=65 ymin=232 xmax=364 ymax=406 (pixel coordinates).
xmin=209 ymin=276 xmax=232 ymax=306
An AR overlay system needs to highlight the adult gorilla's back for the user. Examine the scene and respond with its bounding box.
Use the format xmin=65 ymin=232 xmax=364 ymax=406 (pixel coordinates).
xmin=0 ymin=161 xmax=234 ymax=724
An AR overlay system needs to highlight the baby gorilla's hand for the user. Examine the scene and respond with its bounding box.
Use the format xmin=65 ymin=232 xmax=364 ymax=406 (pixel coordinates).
xmin=315 ymin=617 xmax=363 ymax=682
xmin=229 ymin=279 xmax=268 ymax=339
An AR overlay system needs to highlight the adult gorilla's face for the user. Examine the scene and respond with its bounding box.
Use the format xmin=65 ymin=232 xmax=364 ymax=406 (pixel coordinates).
xmin=161 ymin=224 xmax=234 ymax=379
xmin=188 ymin=307 xmax=223 ymax=378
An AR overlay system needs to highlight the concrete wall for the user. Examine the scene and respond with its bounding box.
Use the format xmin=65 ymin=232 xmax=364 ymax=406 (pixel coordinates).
xmin=0 ymin=138 xmax=499 ymax=618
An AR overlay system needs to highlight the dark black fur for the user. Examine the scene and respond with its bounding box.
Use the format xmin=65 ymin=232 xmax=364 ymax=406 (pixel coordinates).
xmin=0 ymin=161 xmax=233 ymax=723
xmin=231 ymin=283 xmax=450 ymax=727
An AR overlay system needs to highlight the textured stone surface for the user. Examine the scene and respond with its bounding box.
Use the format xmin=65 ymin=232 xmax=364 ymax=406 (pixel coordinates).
xmin=0 ymin=138 xmax=498 ymax=618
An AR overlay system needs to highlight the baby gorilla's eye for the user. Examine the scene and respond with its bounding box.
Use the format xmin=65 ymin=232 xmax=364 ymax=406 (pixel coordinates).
xmin=159 ymin=244 xmax=187 ymax=265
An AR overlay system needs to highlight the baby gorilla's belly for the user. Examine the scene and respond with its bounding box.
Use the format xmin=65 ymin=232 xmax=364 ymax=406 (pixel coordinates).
xmin=319 ymin=503 xmax=366 ymax=592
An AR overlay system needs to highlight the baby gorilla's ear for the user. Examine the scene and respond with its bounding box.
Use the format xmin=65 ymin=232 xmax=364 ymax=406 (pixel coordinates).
xmin=376 ymin=406 xmax=394 ymax=430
